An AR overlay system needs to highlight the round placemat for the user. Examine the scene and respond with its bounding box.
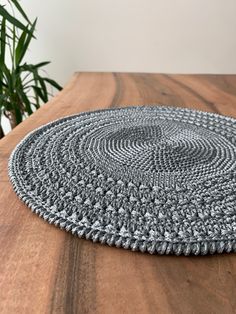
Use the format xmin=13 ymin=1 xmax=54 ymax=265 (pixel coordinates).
xmin=8 ymin=105 xmax=236 ymax=255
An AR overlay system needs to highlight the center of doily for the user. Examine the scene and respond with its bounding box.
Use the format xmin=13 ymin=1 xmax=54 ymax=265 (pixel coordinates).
xmin=77 ymin=117 xmax=236 ymax=184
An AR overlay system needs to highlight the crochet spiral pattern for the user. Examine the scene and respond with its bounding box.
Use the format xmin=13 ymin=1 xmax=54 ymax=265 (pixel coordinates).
xmin=8 ymin=105 xmax=236 ymax=255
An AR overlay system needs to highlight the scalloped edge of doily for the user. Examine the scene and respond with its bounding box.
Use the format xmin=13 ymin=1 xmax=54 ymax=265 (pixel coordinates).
xmin=9 ymin=154 xmax=236 ymax=256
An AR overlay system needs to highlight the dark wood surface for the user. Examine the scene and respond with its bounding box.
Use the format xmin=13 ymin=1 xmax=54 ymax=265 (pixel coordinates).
xmin=1 ymin=72 xmax=236 ymax=314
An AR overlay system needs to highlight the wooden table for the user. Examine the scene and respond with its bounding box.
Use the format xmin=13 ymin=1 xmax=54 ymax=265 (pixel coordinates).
xmin=1 ymin=72 xmax=236 ymax=314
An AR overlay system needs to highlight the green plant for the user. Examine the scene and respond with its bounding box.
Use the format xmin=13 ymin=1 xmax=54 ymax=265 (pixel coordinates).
xmin=0 ymin=0 xmax=62 ymax=138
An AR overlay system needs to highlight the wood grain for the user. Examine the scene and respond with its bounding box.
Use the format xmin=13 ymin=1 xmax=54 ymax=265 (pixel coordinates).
xmin=1 ymin=72 xmax=236 ymax=314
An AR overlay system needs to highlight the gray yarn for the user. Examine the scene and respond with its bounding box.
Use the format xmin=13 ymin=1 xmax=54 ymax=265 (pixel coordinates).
xmin=8 ymin=105 xmax=236 ymax=255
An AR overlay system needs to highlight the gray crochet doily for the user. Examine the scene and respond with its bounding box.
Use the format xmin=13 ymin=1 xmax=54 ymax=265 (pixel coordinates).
xmin=9 ymin=105 xmax=236 ymax=255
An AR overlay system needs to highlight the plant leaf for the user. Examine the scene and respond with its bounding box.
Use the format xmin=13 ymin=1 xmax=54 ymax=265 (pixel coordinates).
xmin=15 ymin=28 xmax=27 ymax=66
xmin=0 ymin=5 xmax=28 ymax=32
xmin=20 ymin=61 xmax=51 ymax=70
xmin=0 ymin=18 xmax=6 ymax=63
xmin=43 ymin=77 xmax=63 ymax=90
xmin=15 ymin=19 xmax=37 ymax=66
xmin=11 ymin=0 xmax=31 ymax=24
xmin=38 ymin=76 xmax=48 ymax=102
xmin=32 ymin=85 xmax=47 ymax=102
xmin=16 ymin=87 xmax=33 ymax=115
xmin=33 ymin=61 xmax=51 ymax=68
xmin=0 ymin=62 xmax=12 ymax=91
xmin=1 ymin=100 xmax=12 ymax=111
xmin=0 ymin=18 xmax=6 ymax=94
xmin=13 ymin=104 xmax=22 ymax=124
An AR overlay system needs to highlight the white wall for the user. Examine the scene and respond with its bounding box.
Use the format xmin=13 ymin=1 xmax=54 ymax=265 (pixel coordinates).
xmin=2 ymin=0 xmax=236 ymax=134
xmin=21 ymin=0 xmax=236 ymax=86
